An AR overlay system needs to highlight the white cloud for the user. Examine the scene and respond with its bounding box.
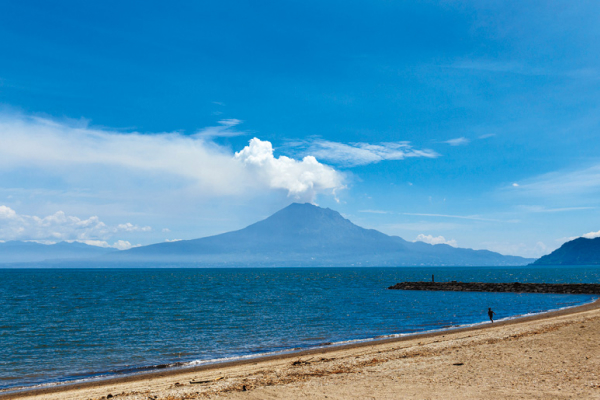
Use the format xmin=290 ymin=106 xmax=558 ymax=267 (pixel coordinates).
xmin=403 ymin=212 xmax=511 ymax=223
xmin=517 ymin=205 xmax=594 ymax=213
xmin=512 ymin=183 xmax=519 ymax=187
xmin=235 ymin=138 xmax=344 ymax=201
xmin=0 ymin=205 xmax=17 ymax=219
xmin=0 ymin=115 xmax=244 ymax=195
xmin=73 ymin=239 xmax=112 ymax=248
xmin=24 ymin=240 xmax=57 ymax=245
xmin=195 ymin=119 xmax=244 ymax=138
xmin=112 ymin=240 xmax=139 ymax=250
xmin=383 ymin=222 xmax=463 ymax=232
xmin=290 ymin=140 xmax=438 ymax=167
xmin=444 ymin=137 xmax=470 ymax=146
xmin=117 ymin=223 xmax=152 ymax=232
xmin=561 ymin=230 xmax=600 ymax=243
xmin=479 ymin=133 xmax=496 ymax=139
xmin=0 ymin=114 xmax=344 ymax=202
xmin=218 ymin=119 xmax=242 ymax=127
xmin=358 ymin=209 xmax=389 ymax=214
xmin=73 ymin=239 xmax=137 ymax=250
xmin=512 ymin=164 xmax=600 ymax=196
xmin=414 ymin=234 xmax=457 ymax=247
xmin=582 ymin=230 xmax=600 ymax=239
xmin=0 ymin=205 xmax=151 ymax=244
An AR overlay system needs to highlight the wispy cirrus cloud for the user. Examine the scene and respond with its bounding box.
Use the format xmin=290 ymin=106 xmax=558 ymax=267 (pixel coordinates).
xmin=443 ymin=137 xmax=470 ymax=146
xmin=288 ymin=139 xmax=439 ymax=167
xmin=194 ymin=118 xmax=245 ymax=138
xmin=402 ymin=212 xmax=514 ymax=223
xmin=359 ymin=209 xmax=514 ymax=224
xmin=517 ymin=205 xmax=595 ymax=213
xmin=509 ymin=164 xmax=600 ymax=196
xmin=384 ymin=222 xmax=463 ymax=232
xmin=450 ymin=59 xmax=600 ymax=80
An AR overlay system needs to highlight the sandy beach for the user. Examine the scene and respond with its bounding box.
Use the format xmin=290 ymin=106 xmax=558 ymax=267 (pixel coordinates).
xmin=2 ymin=300 xmax=599 ymax=400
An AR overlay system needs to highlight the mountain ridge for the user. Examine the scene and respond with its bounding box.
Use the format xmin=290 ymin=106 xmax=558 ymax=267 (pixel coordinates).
xmin=532 ymin=237 xmax=600 ymax=265
xmin=109 ymin=203 xmax=533 ymax=266
xmin=0 ymin=240 xmax=117 ymax=264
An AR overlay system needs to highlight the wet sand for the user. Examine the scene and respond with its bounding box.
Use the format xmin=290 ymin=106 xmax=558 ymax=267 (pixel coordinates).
xmin=2 ymin=299 xmax=599 ymax=400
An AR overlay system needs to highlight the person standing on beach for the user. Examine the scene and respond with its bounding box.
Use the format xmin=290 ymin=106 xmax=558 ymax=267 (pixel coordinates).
xmin=488 ymin=307 xmax=496 ymax=323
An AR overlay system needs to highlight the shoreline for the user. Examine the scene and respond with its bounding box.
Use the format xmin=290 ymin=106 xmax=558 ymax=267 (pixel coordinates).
xmin=3 ymin=296 xmax=599 ymax=399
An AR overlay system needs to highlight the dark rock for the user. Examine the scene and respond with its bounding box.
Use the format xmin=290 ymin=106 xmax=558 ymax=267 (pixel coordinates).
xmin=387 ymin=281 xmax=600 ymax=294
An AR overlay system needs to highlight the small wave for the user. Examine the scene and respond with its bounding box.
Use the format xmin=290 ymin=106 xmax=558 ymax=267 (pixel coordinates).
xmin=3 ymin=296 xmax=596 ymax=395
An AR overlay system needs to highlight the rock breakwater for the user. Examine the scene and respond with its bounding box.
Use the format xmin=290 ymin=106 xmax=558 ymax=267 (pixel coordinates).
xmin=387 ymin=281 xmax=600 ymax=294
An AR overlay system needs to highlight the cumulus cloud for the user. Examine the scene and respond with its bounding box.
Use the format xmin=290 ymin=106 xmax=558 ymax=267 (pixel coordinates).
xmin=112 ymin=240 xmax=139 ymax=250
xmin=235 ymin=138 xmax=344 ymax=201
xmin=289 ymin=140 xmax=438 ymax=167
xmin=562 ymin=230 xmax=600 ymax=243
xmin=0 ymin=114 xmax=344 ymax=202
xmin=414 ymin=234 xmax=457 ymax=247
xmin=74 ymin=239 xmax=139 ymax=250
xmin=582 ymin=230 xmax=600 ymax=239
xmin=443 ymin=137 xmax=470 ymax=146
xmin=0 ymin=205 xmax=150 ymax=247
xmin=117 ymin=223 xmax=152 ymax=232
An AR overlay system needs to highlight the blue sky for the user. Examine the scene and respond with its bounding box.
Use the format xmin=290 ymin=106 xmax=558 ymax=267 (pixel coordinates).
xmin=1 ymin=1 xmax=600 ymax=257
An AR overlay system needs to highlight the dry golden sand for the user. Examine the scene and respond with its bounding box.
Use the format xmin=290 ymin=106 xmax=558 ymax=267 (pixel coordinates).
xmin=2 ymin=301 xmax=599 ymax=400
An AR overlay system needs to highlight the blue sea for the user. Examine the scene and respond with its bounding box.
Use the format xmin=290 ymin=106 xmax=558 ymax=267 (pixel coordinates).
xmin=1 ymin=265 xmax=599 ymax=391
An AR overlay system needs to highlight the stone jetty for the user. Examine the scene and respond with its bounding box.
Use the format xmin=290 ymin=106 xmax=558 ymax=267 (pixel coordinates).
xmin=387 ymin=281 xmax=600 ymax=294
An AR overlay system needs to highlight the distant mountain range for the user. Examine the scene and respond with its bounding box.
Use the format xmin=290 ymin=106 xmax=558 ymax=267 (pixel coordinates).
xmin=532 ymin=237 xmax=600 ymax=265
xmin=103 ymin=203 xmax=533 ymax=266
xmin=0 ymin=240 xmax=116 ymax=263
xmin=0 ymin=204 xmax=536 ymax=266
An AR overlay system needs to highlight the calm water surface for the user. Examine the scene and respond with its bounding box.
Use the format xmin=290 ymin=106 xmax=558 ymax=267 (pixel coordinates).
xmin=1 ymin=266 xmax=598 ymax=390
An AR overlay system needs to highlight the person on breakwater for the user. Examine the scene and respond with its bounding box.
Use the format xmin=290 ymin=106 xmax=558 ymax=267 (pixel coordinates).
xmin=488 ymin=308 xmax=496 ymax=323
